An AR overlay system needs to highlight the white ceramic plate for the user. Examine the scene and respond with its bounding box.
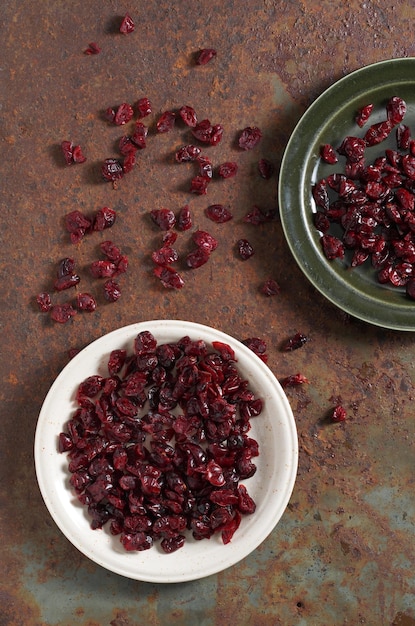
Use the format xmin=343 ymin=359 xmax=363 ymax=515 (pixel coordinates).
xmin=34 ymin=320 xmax=298 ymax=583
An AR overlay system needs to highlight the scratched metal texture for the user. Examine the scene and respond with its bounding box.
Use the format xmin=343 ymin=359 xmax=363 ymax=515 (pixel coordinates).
xmin=1 ymin=1 xmax=415 ymax=624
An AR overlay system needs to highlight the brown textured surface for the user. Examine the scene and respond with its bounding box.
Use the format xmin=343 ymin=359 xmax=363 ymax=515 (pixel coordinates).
xmin=2 ymin=1 xmax=415 ymax=624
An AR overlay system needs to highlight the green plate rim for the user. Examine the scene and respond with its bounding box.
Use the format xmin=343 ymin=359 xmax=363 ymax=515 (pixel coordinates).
xmin=279 ymin=57 xmax=415 ymax=332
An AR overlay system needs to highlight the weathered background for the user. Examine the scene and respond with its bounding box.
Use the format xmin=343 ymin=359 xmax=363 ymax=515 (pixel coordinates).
xmin=1 ymin=1 xmax=415 ymax=624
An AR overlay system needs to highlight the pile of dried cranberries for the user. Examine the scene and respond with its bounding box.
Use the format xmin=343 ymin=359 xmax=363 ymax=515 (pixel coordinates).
xmin=313 ymin=96 xmax=415 ymax=299
xmin=58 ymin=331 xmax=263 ymax=553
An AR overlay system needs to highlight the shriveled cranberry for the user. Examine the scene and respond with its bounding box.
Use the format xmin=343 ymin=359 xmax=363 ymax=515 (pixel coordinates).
xmin=84 ymin=42 xmax=101 ymax=55
xmin=103 ymin=279 xmax=121 ymax=302
xmin=320 ymin=234 xmax=345 ymax=260
xmin=243 ymin=205 xmax=274 ymax=225
xmin=193 ymin=230 xmax=218 ymax=252
xmin=397 ymin=124 xmax=411 ymax=150
xmin=320 ymin=144 xmax=338 ymax=164
xmin=177 ymin=205 xmax=192 ymax=231
xmin=217 ymin=162 xmax=238 ymax=178
xmin=57 ymin=257 xmax=76 ymax=278
xmin=190 ymin=176 xmax=209 ymax=195
xmin=61 ymin=141 xmax=86 ymax=165
xmin=54 ymin=274 xmax=80 ymax=291
xmin=76 ymin=293 xmax=97 ymax=312
xmin=197 ymin=155 xmax=213 ymax=179
xmin=153 ymin=266 xmax=185 ymax=289
xmin=237 ymin=239 xmax=254 ymax=260
xmin=191 ymin=120 xmax=223 ymax=145
xmin=195 ymin=48 xmax=217 ymax=65
xmin=120 ymin=13 xmax=135 ymax=34
xmin=156 ymin=111 xmax=176 ymax=133
xmin=337 ymin=136 xmax=366 ymax=162
xmin=114 ymin=103 xmax=134 ymax=126
xmin=175 ymin=145 xmax=201 ymax=163
xmin=206 ymin=204 xmax=232 ymax=223
xmin=100 ymin=240 xmax=121 ymax=262
xmin=151 ymin=246 xmax=179 ymax=266
xmin=331 ymin=405 xmax=346 ymax=422
xmin=36 ymin=292 xmax=52 ymax=312
xmin=150 ymin=208 xmax=176 ymax=230
xmin=102 ymin=158 xmax=124 ymax=182
xmin=364 ymin=121 xmax=393 ymax=146
xmin=355 ymin=103 xmax=373 ymax=127
xmin=242 ymin=337 xmax=267 ymax=362
xmin=136 ymin=97 xmax=152 ymax=118
xmin=257 ymin=159 xmax=274 ymax=179
xmin=131 ymin=122 xmax=148 ymax=149
xmin=90 ymin=260 xmax=117 ymax=278
xmin=64 ymin=210 xmax=92 ymax=243
xmin=261 ymin=279 xmax=280 ymax=296
xmin=282 ymin=332 xmax=308 ymax=351
xmin=93 ymin=207 xmax=116 ymax=231
xmin=178 ymin=105 xmax=198 ymax=127
xmin=186 ymin=247 xmax=210 ymax=269
xmin=50 ymin=303 xmax=77 ymax=323
xmin=238 ymin=126 xmax=262 ymax=150
xmin=386 ymin=96 xmax=406 ymax=125
xmin=281 ymin=373 xmax=309 ymax=387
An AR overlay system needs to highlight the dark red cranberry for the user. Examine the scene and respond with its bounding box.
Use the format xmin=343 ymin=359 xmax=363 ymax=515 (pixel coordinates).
xmin=186 ymin=247 xmax=210 ymax=268
xmin=193 ymin=230 xmax=218 ymax=252
xmin=104 ymin=279 xmax=121 ymax=301
xmin=177 ymin=205 xmax=192 ymax=231
xmin=156 ymin=111 xmax=176 ymax=133
xmin=119 ymin=136 xmax=137 ymax=155
xmin=120 ymin=13 xmax=135 ymax=34
xmin=151 ymin=246 xmax=179 ymax=266
xmin=205 ymin=204 xmax=232 ymax=223
xmin=150 ymin=208 xmax=176 ymax=230
xmin=84 ymin=42 xmax=101 ymax=55
xmin=136 ymin=97 xmax=152 ymax=118
xmin=90 ymin=260 xmax=117 ymax=278
xmin=190 ymin=176 xmax=209 ymax=195
xmin=281 ymin=373 xmax=309 ymax=388
xmin=320 ymin=144 xmax=338 ymax=164
xmin=61 ymin=141 xmax=86 ymax=165
xmin=178 ymin=105 xmax=198 ymax=127
xmin=57 ymin=257 xmax=76 ymax=278
xmin=261 ymin=279 xmax=280 ymax=296
xmin=93 ymin=207 xmax=116 ymax=231
xmin=54 ymin=274 xmax=80 ymax=291
xmin=195 ymin=48 xmax=217 ymax=65
xmin=76 ymin=293 xmax=97 ymax=312
xmin=242 ymin=337 xmax=267 ymax=362
xmin=123 ymin=152 xmax=136 ymax=174
xmin=355 ymin=103 xmax=373 ymax=127
xmin=100 ymin=240 xmax=121 ymax=262
xmin=386 ymin=96 xmax=406 ymax=126
xmin=50 ymin=303 xmax=77 ymax=323
xmin=197 ymin=155 xmax=213 ymax=179
xmin=364 ymin=121 xmax=393 ymax=146
xmin=64 ymin=211 xmax=92 ymax=243
xmin=282 ymin=332 xmax=308 ymax=351
xmin=320 ymin=234 xmax=345 ymax=260
xmin=237 ymin=239 xmax=254 ymax=260
xmin=217 ymin=162 xmax=238 ymax=179
xmin=238 ymin=127 xmax=262 ymax=150
xmin=175 ymin=145 xmax=201 ymax=163
xmin=36 ymin=292 xmax=52 ymax=312
xmin=153 ymin=265 xmax=185 ymax=289
xmin=331 ymin=405 xmax=346 ymax=422
xmin=102 ymin=158 xmax=124 ymax=182
xmin=114 ymin=103 xmax=134 ymax=126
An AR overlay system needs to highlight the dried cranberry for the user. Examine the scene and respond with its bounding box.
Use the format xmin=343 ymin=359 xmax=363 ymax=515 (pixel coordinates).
xmin=76 ymin=293 xmax=97 ymax=312
xmin=281 ymin=373 xmax=309 ymax=388
xmin=178 ymin=105 xmax=198 ymax=127
xmin=195 ymin=48 xmax=217 ymax=65
xmin=320 ymin=144 xmax=338 ymax=164
xmin=136 ymin=97 xmax=152 ymax=118
xmin=355 ymin=103 xmax=373 ymax=127
xmin=57 ymin=257 xmax=75 ymax=278
xmin=242 ymin=337 xmax=267 ymax=362
xmin=331 ymin=405 xmax=346 ymax=422
xmin=54 ymin=274 xmax=80 ymax=291
xmin=114 ymin=103 xmax=134 ymax=126
xmin=151 ymin=246 xmax=179 ymax=266
xmin=177 ymin=205 xmax=192 ymax=231
xmin=197 ymin=155 xmax=213 ymax=179
xmin=61 ymin=141 xmax=86 ymax=165
xmin=397 ymin=124 xmax=411 ymax=150
xmin=153 ymin=266 xmax=185 ymax=289
xmin=205 ymin=204 xmax=232 ymax=223
xmin=100 ymin=240 xmax=121 ymax=262
xmin=386 ymin=96 xmax=406 ymax=126
xmin=257 ymin=159 xmax=274 ymax=179
xmin=93 ymin=207 xmax=116 ymax=231
xmin=261 ymin=279 xmax=280 ymax=296
xmin=131 ymin=122 xmax=148 ymax=149
xmin=190 ymin=176 xmax=209 ymax=195
xmin=337 ymin=136 xmax=366 ymax=162
xmin=150 ymin=208 xmax=176 ymax=230
xmin=364 ymin=121 xmax=393 ymax=146
xmin=282 ymin=332 xmax=308 ymax=351
xmin=217 ymin=162 xmax=238 ymax=179
xmin=64 ymin=211 xmax=92 ymax=243
xmin=102 ymin=158 xmax=124 ymax=182
xmin=36 ymin=292 xmax=52 ymax=312
xmin=186 ymin=247 xmax=210 ymax=269
xmin=191 ymin=120 xmax=223 ymax=145
xmin=156 ymin=111 xmax=176 ymax=133
xmin=90 ymin=260 xmax=117 ymax=278
xmin=193 ymin=230 xmax=218 ymax=252
xmin=238 ymin=126 xmax=262 ymax=150
xmin=104 ymin=279 xmax=121 ymax=302
xmin=175 ymin=145 xmax=201 ymax=163
xmin=84 ymin=42 xmax=101 ymax=55
xmin=50 ymin=303 xmax=77 ymax=323
xmin=120 ymin=13 xmax=135 ymax=34
xmin=320 ymin=234 xmax=345 ymax=260
xmin=237 ymin=239 xmax=254 ymax=260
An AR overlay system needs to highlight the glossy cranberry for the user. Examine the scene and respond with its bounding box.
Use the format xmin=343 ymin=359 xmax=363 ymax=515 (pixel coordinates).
xmin=153 ymin=266 xmax=185 ymax=289
xmin=178 ymin=105 xmax=198 ymax=127
xmin=217 ymin=162 xmax=238 ymax=178
xmin=386 ymin=96 xmax=406 ymax=125
xmin=205 ymin=204 xmax=232 ymax=223
xmin=156 ymin=111 xmax=176 ymax=133
xmin=114 ymin=103 xmax=134 ymax=126
xmin=151 ymin=246 xmax=179 ymax=266
xmin=197 ymin=155 xmax=213 ymax=179
xmin=193 ymin=230 xmax=217 ymax=252
xmin=76 ymin=293 xmax=97 ymax=312
xmin=175 ymin=145 xmax=201 ymax=163
xmin=320 ymin=234 xmax=345 ymax=260
xmin=364 ymin=121 xmax=393 ymax=146
xmin=320 ymin=144 xmax=338 ymax=164
xmin=281 ymin=373 xmax=309 ymax=388
xmin=331 ymin=405 xmax=346 ymax=422
xmin=186 ymin=247 xmax=210 ymax=268
xmin=103 ymin=279 xmax=121 ymax=302
xmin=102 ymin=158 xmax=124 ymax=182
xmin=136 ymin=97 xmax=152 ymax=118
xmin=54 ymin=274 xmax=80 ymax=291
xmin=120 ymin=13 xmax=135 ymax=34
xmin=84 ymin=42 xmax=101 ymax=55
xmin=237 ymin=239 xmax=254 ymax=260
xmin=93 ymin=207 xmax=116 ymax=231
xmin=257 ymin=159 xmax=274 ymax=179
xmin=61 ymin=141 xmax=86 ymax=165
xmin=36 ymin=292 xmax=52 ymax=312
xmin=238 ymin=127 xmax=262 ymax=150
xmin=100 ymin=240 xmax=121 ymax=262
xmin=195 ymin=48 xmax=217 ymax=65
xmin=190 ymin=176 xmax=209 ymax=195
xmin=282 ymin=332 xmax=308 ymax=351
xmin=50 ymin=303 xmax=77 ymax=323
xmin=261 ymin=279 xmax=280 ymax=296
xmin=64 ymin=211 xmax=92 ymax=243
xmin=177 ymin=205 xmax=192 ymax=231
xmin=355 ymin=103 xmax=373 ymax=127
xmin=150 ymin=208 xmax=176 ymax=230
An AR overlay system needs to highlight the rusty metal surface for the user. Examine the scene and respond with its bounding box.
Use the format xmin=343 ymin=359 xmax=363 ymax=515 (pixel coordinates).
xmin=2 ymin=0 xmax=415 ymax=624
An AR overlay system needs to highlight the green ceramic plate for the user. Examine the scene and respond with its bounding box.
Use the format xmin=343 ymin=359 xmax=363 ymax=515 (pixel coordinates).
xmin=279 ymin=58 xmax=415 ymax=331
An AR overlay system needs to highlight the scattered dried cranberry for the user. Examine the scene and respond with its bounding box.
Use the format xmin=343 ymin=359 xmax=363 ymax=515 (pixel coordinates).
xmin=281 ymin=373 xmax=309 ymax=388
xmin=190 ymin=176 xmax=209 ymax=195
xmin=243 ymin=205 xmax=274 ymax=225
xmin=54 ymin=273 xmax=80 ymax=291
xmin=257 ymin=159 xmax=274 ymax=179
xmin=282 ymin=332 xmax=308 ymax=351
xmin=193 ymin=230 xmax=218 ymax=252
xmin=151 ymin=245 xmax=179 ymax=266
xmin=261 ymin=279 xmax=280 ymax=296
xmin=153 ymin=265 xmax=185 ymax=289
xmin=84 ymin=42 xmax=101 ymax=55
xmin=197 ymin=155 xmax=213 ymax=179
xmin=115 ymin=103 xmax=134 ymax=125
xmin=364 ymin=120 xmax=393 ymax=146
xmin=150 ymin=209 xmax=176 ymax=230
xmin=355 ymin=103 xmax=373 ymax=127
xmin=61 ymin=141 xmax=86 ymax=165
xmin=104 ymin=279 xmax=121 ymax=302
xmin=50 ymin=303 xmax=77 ymax=324
xmin=76 ymin=293 xmax=97 ymax=312
xmin=320 ymin=234 xmax=345 ymax=261
xmin=195 ymin=48 xmax=217 ymax=65
xmin=331 ymin=405 xmax=346 ymax=422
xmin=131 ymin=122 xmax=148 ymax=149
xmin=175 ymin=145 xmax=201 ymax=163
xmin=64 ymin=211 xmax=92 ymax=244
xmin=102 ymin=158 xmax=124 ymax=183
xmin=120 ymin=13 xmax=135 ymax=34
xmin=136 ymin=97 xmax=152 ymax=118
xmin=57 ymin=257 xmax=76 ymax=278
xmin=238 ymin=127 xmax=262 ymax=150
xmin=90 ymin=260 xmax=117 ymax=278
xmin=217 ymin=162 xmax=238 ymax=179
xmin=177 ymin=205 xmax=192 ymax=231
xmin=36 ymin=292 xmax=52 ymax=312
xmin=156 ymin=111 xmax=176 ymax=133
xmin=191 ymin=120 xmax=223 ymax=145
xmin=386 ymin=96 xmax=406 ymax=126
xmin=186 ymin=247 xmax=210 ymax=269
xmin=320 ymin=144 xmax=338 ymax=164
xmin=178 ymin=105 xmax=198 ymax=127
xmin=93 ymin=207 xmax=116 ymax=231
xmin=100 ymin=240 xmax=121 ymax=262
xmin=206 ymin=204 xmax=233 ymax=223
xmin=237 ymin=239 xmax=254 ymax=260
